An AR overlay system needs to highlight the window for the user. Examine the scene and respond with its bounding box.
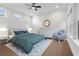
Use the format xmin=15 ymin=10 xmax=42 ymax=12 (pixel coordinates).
xmin=14 ymin=13 xmax=21 ymax=20
xmin=0 ymin=7 xmax=7 ymax=17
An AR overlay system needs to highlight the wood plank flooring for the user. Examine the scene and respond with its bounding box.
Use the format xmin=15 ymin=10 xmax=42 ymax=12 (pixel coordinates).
xmin=0 ymin=44 xmax=17 ymax=56
xmin=0 ymin=40 xmax=73 ymax=56
xmin=42 ymin=40 xmax=73 ymax=56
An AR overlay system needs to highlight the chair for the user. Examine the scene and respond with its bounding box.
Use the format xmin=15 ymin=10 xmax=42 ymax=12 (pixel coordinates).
xmin=53 ymin=30 xmax=66 ymax=42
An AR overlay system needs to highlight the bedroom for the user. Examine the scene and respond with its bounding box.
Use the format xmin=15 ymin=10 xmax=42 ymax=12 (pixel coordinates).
xmin=0 ymin=3 xmax=78 ymax=56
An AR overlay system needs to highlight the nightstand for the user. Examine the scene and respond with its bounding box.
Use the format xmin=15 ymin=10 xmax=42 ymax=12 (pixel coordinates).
xmin=0 ymin=37 xmax=8 ymax=44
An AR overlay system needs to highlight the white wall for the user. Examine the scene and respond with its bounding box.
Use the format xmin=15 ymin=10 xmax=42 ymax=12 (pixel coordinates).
xmin=28 ymin=15 xmax=42 ymax=33
xmin=67 ymin=4 xmax=79 ymax=56
xmin=67 ymin=4 xmax=78 ymax=39
xmin=38 ymin=10 xmax=67 ymax=37
xmin=0 ymin=6 xmax=30 ymax=31
xmin=0 ymin=5 xmax=67 ymax=35
xmin=49 ymin=10 xmax=66 ymax=33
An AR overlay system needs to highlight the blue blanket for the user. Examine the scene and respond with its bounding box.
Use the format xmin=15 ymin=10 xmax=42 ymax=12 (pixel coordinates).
xmin=10 ymin=33 xmax=46 ymax=44
xmin=9 ymin=33 xmax=46 ymax=53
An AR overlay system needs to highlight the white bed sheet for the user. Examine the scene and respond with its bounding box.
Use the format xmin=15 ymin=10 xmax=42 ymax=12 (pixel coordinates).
xmin=5 ymin=39 xmax=52 ymax=56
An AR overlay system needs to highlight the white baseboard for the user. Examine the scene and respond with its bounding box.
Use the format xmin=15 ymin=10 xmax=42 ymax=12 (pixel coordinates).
xmin=67 ymin=33 xmax=79 ymax=56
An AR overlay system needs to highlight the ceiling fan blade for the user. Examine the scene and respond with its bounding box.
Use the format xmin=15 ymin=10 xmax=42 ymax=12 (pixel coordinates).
xmin=25 ymin=3 xmax=41 ymax=11
xmin=35 ymin=6 xmax=41 ymax=8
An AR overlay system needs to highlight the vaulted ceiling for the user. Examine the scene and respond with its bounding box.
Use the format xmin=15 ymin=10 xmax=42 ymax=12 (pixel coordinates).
xmin=0 ymin=3 xmax=69 ymax=16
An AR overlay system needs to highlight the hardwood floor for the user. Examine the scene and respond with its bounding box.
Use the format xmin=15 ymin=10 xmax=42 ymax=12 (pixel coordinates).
xmin=0 ymin=44 xmax=17 ymax=56
xmin=42 ymin=40 xmax=73 ymax=56
xmin=0 ymin=40 xmax=73 ymax=56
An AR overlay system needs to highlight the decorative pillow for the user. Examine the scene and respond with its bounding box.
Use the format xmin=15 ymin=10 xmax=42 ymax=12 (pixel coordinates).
xmin=22 ymin=31 xmax=29 ymax=33
xmin=13 ymin=31 xmax=24 ymax=35
xmin=13 ymin=31 xmax=29 ymax=35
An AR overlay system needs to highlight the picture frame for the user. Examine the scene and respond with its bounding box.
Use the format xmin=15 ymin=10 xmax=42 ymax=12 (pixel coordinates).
xmin=43 ymin=20 xmax=50 ymax=27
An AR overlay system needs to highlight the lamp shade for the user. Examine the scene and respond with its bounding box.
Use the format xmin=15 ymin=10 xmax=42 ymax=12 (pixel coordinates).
xmin=0 ymin=28 xmax=8 ymax=38
xmin=0 ymin=28 xmax=8 ymax=31
xmin=28 ymin=28 xmax=32 ymax=32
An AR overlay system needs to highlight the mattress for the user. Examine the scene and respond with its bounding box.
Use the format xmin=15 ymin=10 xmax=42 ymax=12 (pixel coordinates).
xmin=5 ymin=39 xmax=52 ymax=56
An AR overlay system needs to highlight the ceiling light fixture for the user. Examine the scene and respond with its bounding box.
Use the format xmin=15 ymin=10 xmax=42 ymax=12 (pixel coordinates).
xmin=32 ymin=7 xmax=35 ymax=10
xmin=55 ymin=5 xmax=58 ymax=8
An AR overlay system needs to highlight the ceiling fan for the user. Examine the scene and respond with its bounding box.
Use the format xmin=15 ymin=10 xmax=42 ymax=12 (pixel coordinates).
xmin=25 ymin=3 xmax=41 ymax=11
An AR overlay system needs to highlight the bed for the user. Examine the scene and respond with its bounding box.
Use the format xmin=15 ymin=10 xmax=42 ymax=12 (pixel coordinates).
xmin=5 ymin=31 xmax=52 ymax=56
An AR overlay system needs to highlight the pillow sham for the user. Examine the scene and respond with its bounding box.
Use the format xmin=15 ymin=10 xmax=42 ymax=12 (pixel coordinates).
xmin=22 ymin=31 xmax=29 ymax=33
xmin=13 ymin=31 xmax=24 ymax=35
xmin=13 ymin=31 xmax=29 ymax=35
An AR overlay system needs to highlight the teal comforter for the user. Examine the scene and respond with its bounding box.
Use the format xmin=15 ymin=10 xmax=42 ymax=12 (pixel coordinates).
xmin=9 ymin=33 xmax=46 ymax=53
xmin=10 ymin=33 xmax=46 ymax=44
